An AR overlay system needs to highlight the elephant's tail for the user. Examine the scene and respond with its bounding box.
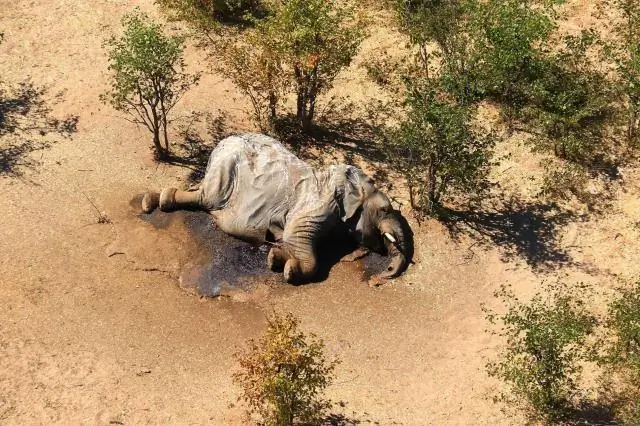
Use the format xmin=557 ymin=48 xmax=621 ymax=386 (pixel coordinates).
xmin=141 ymin=188 xmax=204 ymax=213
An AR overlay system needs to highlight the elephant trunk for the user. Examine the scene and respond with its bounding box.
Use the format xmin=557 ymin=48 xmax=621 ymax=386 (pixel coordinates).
xmin=378 ymin=217 xmax=408 ymax=279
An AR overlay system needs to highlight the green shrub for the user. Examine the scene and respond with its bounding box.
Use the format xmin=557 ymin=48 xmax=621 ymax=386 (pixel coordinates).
xmin=469 ymin=0 xmax=559 ymax=122
xmin=233 ymin=312 xmax=339 ymax=426
xmin=157 ymin=0 xmax=263 ymax=28
xmin=387 ymin=80 xmax=494 ymax=215
xmin=522 ymin=31 xmax=614 ymax=165
xmin=101 ymin=10 xmax=199 ymax=160
xmin=485 ymin=282 xmax=596 ymax=424
xmin=389 ymin=0 xmax=466 ymax=63
xmin=600 ymin=0 xmax=640 ymax=145
xmin=598 ymin=282 xmax=640 ymax=424
xmin=214 ymin=0 xmax=365 ymax=131
xmin=389 ymin=0 xmax=478 ymax=105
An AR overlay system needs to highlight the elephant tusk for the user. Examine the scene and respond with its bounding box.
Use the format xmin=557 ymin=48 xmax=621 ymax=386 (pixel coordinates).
xmin=384 ymin=232 xmax=396 ymax=244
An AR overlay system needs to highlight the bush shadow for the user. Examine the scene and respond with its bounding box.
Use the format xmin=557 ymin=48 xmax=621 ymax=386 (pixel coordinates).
xmin=438 ymin=196 xmax=590 ymax=272
xmin=323 ymin=401 xmax=395 ymax=425
xmin=270 ymin=102 xmax=392 ymax=186
xmin=565 ymin=401 xmax=617 ymax=426
xmin=0 ymin=81 xmax=78 ymax=179
xmin=168 ymin=111 xmax=231 ymax=183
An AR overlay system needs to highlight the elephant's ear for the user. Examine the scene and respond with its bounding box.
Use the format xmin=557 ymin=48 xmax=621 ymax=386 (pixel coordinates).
xmin=341 ymin=166 xmax=375 ymax=221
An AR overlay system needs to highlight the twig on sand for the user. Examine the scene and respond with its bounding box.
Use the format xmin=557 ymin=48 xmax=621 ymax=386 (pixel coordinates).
xmin=81 ymin=191 xmax=112 ymax=224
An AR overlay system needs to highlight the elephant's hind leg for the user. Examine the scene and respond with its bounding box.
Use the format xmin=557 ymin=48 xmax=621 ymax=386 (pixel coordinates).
xmin=141 ymin=187 xmax=204 ymax=213
xmin=141 ymin=191 xmax=161 ymax=213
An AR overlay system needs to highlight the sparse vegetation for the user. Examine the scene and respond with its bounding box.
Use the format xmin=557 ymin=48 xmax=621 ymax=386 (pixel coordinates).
xmin=101 ymin=10 xmax=199 ymax=160
xmin=212 ymin=0 xmax=365 ymax=131
xmin=485 ymin=282 xmax=596 ymax=424
xmin=214 ymin=27 xmax=286 ymax=129
xmin=383 ymin=1 xmax=495 ymax=215
xmin=156 ymin=0 xmax=263 ymax=28
xmin=385 ymin=0 xmax=623 ymax=217
xmin=600 ymin=0 xmax=640 ymax=145
xmin=597 ymin=282 xmax=640 ymax=424
xmin=233 ymin=312 xmax=339 ymax=426
xmin=387 ymin=80 xmax=494 ymax=215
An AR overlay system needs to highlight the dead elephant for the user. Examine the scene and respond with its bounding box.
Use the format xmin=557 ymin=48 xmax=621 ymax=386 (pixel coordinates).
xmin=142 ymin=133 xmax=412 ymax=284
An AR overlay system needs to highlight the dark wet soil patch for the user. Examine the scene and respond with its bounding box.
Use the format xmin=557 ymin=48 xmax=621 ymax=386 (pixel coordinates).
xmin=362 ymin=253 xmax=392 ymax=279
xmin=180 ymin=210 xmax=276 ymax=296
xmin=132 ymin=195 xmax=394 ymax=295
xmin=137 ymin=206 xmax=277 ymax=297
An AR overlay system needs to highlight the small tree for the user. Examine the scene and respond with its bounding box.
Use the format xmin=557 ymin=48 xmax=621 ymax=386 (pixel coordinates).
xmin=521 ymin=31 xmax=613 ymax=166
xmin=601 ymin=0 xmax=640 ymax=145
xmin=469 ymin=0 xmax=559 ymax=125
xmin=485 ymin=282 xmax=596 ymax=424
xmin=598 ymin=282 xmax=640 ymax=424
xmin=214 ymin=30 xmax=286 ymax=129
xmin=388 ymin=81 xmax=494 ymax=215
xmin=102 ymin=10 xmax=199 ymax=160
xmin=214 ymin=0 xmax=364 ymax=132
xmin=233 ymin=312 xmax=339 ymax=425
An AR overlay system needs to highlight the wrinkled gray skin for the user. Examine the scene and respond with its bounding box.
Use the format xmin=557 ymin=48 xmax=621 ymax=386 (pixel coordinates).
xmin=142 ymin=133 xmax=410 ymax=283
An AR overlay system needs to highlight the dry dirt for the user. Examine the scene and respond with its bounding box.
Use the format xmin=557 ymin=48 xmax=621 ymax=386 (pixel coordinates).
xmin=1 ymin=1 xmax=639 ymax=425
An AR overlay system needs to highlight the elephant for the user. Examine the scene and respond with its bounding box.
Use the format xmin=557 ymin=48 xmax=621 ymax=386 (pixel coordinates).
xmin=141 ymin=133 xmax=412 ymax=284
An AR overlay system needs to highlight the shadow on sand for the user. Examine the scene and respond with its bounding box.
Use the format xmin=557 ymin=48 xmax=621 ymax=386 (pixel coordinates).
xmin=0 ymin=81 xmax=78 ymax=179
xmin=438 ymin=196 xmax=594 ymax=273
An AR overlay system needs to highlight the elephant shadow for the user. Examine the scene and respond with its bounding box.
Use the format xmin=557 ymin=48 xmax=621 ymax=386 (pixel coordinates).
xmin=310 ymin=214 xmax=415 ymax=284
xmin=311 ymin=228 xmax=361 ymax=284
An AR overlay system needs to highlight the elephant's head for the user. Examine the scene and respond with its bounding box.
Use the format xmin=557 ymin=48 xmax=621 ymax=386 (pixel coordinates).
xmin=341 ymin=167 xmax=413 ymax=279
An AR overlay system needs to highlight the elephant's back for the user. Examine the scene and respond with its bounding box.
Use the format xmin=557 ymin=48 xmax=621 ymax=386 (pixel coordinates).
xmin=210 ymin=133 xmax=308 ymax=171
xmin=200 ymin=133 xmax=318 ymax=233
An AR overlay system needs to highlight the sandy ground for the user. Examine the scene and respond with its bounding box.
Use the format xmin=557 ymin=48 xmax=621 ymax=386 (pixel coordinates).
xmin=1 ymin=0 xmax=639 ymax=425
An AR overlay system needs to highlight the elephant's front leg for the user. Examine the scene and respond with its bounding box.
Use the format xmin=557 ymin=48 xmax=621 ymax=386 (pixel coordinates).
xmin=278 ymin=207 xmax=335 ymax=284
xmin=283 ymin=257 xmax=317 ymax=284
xmin=268 ymin=241 xmax=317 ymax=284
xmin=267 ymin=246 xmax=288 ymax=272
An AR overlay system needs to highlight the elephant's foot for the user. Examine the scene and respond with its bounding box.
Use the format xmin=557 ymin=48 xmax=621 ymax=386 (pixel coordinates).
xmin=267 ymin=247 xmax=286 ymax=272
xmin=283 ymin=259 xmax=300 ymax=284
xmin=283 ymin=258 xmax=316 ymax=284
xmin=159 ymin=188 xmax=178 ymax=212
xmin=141 ymin=191 xmax=160 ymax=213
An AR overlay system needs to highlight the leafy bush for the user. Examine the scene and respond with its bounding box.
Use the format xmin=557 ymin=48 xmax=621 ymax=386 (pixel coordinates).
xmin=214 ymin=0 xmax=365 ymax=131
xmin=540 ymin=161 xmax=595 ymax=207
xmin=390 ymin=0 xmax=466 ymax=65
xmin=156 ymin=0 xmax=263 ymax=28
xmin=468 ymin=0 xmax=558 ymax=121
xmin=485 ymin=282 xmax=596 ymax=424
xmin=387 ymin=80 xmax=494 ymax=215
xmin=101 ymin=10 xmax=199 ymax=160
xmin=384 ymin=2 xmax=494 ymax=216
xmin=600 ymin=0 xmax=640 ymax=145
xmin=233 ymin=312 xmax=339 ymax=426
xmin=522 ymin=32 xmax=614 ymax=165
xmin=388 ymin=0 xmax=617 ymax=216
xmin=389 ymin=0 xmax=478 ymax=105
xmin=214 ymin=32 xmax=286 ymax=129
xmin=598 ymin=282 xmax=640 ymax=424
